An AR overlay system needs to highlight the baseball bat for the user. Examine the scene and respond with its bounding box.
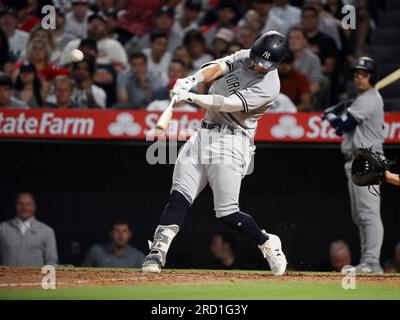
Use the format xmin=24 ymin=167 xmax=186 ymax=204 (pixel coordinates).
xmin=155 ymin=95 xmax=177 ymax=134
xmin=375 ymin=68 xmax=400 ymax=90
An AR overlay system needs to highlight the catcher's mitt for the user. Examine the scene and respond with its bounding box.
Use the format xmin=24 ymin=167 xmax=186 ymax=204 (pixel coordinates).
xmin=351 ymin=147 xmax=396 ymax=188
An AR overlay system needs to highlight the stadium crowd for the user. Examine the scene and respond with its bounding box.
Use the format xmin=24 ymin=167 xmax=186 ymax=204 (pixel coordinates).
xmin=0 ymin=0 xmax=388 ymax=112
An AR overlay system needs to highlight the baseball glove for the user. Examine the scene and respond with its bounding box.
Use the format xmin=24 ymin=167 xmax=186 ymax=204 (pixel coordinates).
xmin=351 ymin=148 xmax=396 ymax=188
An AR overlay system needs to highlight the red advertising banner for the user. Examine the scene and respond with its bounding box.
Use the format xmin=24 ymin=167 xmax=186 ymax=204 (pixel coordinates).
xmin=0 ymin=109 xmax=399 ymax=143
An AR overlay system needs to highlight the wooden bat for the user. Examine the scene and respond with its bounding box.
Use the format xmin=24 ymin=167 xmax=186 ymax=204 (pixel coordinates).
xmin=375 ymin=68 xmax=400 ymax=90
xmin=155 ymin=95 xmax=177 ymax=134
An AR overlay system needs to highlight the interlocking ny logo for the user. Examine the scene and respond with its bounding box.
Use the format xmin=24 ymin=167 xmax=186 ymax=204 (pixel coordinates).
xmin=262 ymin=51 xmax=271 ymax=59
xmin=270 ymin=115 xmax=304 ymax=139
xmin=108 ymin=113 xmax=141 ymax=136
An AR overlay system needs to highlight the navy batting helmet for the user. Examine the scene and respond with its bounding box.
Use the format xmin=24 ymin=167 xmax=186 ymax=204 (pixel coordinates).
xmin=250 ymin=31 xmax=288 ymax=70
xmin=352 ymin=56 xmax=377 ymax=84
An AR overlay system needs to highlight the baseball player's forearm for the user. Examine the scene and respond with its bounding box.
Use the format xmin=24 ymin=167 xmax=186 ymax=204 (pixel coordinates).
xmin=186 ymin=92 xmax=244 ymax=112
xmin=199 ymin=63 xmax=225 ymax=83
xmin=385 ymin=171 xmax=400 ymax=186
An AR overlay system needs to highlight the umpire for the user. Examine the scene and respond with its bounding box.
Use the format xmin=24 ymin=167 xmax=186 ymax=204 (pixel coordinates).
xmin=324 ymin=57 xmax=385 ymax=273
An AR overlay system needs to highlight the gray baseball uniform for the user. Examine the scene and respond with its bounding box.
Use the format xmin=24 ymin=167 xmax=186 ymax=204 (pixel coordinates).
xmin=342 ymin=88 xmax=385 ymax=265
xmin=172 ymin=49 xmax=280 ymax=217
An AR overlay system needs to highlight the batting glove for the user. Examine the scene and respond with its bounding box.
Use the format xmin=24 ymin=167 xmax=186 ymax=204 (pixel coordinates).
xmin=173 ymin=76 xmax=197 ymax=92
xmin=170 ymin=88 xmax=194 ymax=103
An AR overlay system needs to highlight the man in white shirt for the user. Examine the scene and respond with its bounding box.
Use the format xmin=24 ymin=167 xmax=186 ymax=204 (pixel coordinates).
xmin=61 ymin=12 xmax=128 ymax=70
xmin=64 ymin=0 xmax=92 ymax=39
xmin=271 ymin=0 xmax=301 ymax=30
xmin=142 ymin=31 xmax=172 ymax=86
xmin=0 ymin=7 xmax=28 ymax=60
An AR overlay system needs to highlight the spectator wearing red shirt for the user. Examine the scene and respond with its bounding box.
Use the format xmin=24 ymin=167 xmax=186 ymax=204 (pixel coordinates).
xmin=118 ymin=0 xmax=175 ymax=40
xmin=13 ymin=38 xmax=69 ymax=91
xmin=278 ymin=50 xmax=311 ymax=112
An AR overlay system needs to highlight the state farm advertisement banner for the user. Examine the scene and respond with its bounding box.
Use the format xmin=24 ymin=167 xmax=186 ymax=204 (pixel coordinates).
xmin=0 ymin=109 xmax=400 ymax=143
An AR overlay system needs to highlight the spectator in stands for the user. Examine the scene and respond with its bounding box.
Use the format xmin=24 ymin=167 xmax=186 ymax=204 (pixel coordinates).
xmin=118 ymin=0 xmax=165 ymax=42
xmin=267 ymin=93 xmax=297 ymax=113
xmin=64 ymin=0 xmax=92 ymax=39
xmin=251 ymin=0 xmax=285 ymax=35
xmin=202 ymin=0 xmax=238 ymax=49
xmin=0 ymin=192 xmax=58 ymax=267
xmin=27 ymin=25 xmax=61 ymax=64
xmin=227 ymin=42 xmax=243 ymax=55
xmin=270 ymin=0 xmax=301 ymax=31
xmin=278 ymin=50 xmax=311 ymax=112
xmin=70 ymin=55 xmax=106 ymax=108
xmin=44 ymin=75 xmax=78 ymax=109
xmin=153 ymin=59 xmax=188 ymax=100
xmin=329 ymin=240 xmax=352 ymax=272
xmin=78 ymin=38 xmax=117 ymax=107
xmin=302 ymin=5 xmax=340 ymax=105
xmin=103 ymin=8 xmax=120 ymax=41
xmin=134 ymin=6 xmax=183 ymax=55
xmin=142 ymin=31 xmax=172 ymax=86
xmin=211 ymin=28 xmax=235 ymax=59
xmin=15 ymin=0 xmax=41 ymax=32
xmin=210 ymin=232 xmax=240 ymax=270
xmin=237 ymin=10 xmax=263 ymax=35
xmin=0 ymin=29 xmax=15 ymax=74
xmin=183 ymin=30 xmax=213 ymax=70
xmin=172 ymin=0 xmax=202 ymax=36
xmin=305 ymin=0 xmax=342 ymax=50
xmin=13 ymin=62 xmax=43 ymax=108
xmin=288 ymin=27 xmax=322 ymax=99
xmin=82 ymin=219 xmax=145 ymax=268
xmin=51 ymin=6 xmax=76 ymax=50
xmin=174 ymin=45 xmax=194 ymax=73
xmin=116 ymin=52 xmax=162 ymax=109
xmin=14 ymin=38 xmax=69 ymax=88
xmin=62 ymin=12 xmax=128 ymax=71
xmin=0 ymin=6 xmax=29 ymax=60
xmin=0 ymin=74 xmax=28 ymax=108
xmin=237 ymin=26 xmax=259 ymax=50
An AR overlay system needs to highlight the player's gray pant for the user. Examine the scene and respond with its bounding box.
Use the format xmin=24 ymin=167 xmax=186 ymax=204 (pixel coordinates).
xmin=171 ymin=128 xmax=252 ymax=218
xmin=344 ymin=160 xmax=383 ymax=265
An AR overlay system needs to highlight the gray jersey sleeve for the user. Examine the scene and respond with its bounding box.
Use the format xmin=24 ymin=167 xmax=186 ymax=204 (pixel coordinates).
xmin=233 ymin=70 xmax=280 ymax=113
xmin=347 ymin=90 xmax=381 ymax=122
xmin=201 ymin=49 xmax=251 ymax=74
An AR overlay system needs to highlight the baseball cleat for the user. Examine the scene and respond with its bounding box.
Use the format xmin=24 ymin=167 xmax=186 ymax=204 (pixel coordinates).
xmin=141 ymin=251 xmax=163 ymax=273
xmin=258 ymin=231 xmax=287 ymax=276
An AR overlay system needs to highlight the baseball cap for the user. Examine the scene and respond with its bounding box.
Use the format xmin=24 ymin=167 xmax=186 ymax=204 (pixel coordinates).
xmin=20 ymin=62 xmax=36 ymax=73
xmin=156 ymin=5 xmax=175 ymax=18
xmin=88 ymin=11 xmax=107 ymax=24
xmin=214 ymin=28 xmax=235 ymax=43
xmin=0 ymin=6 xmax=17 ymax=16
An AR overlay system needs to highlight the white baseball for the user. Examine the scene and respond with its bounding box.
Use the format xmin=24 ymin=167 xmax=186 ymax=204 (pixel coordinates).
xmin=70 ymin=49 xmax=84 ymax=63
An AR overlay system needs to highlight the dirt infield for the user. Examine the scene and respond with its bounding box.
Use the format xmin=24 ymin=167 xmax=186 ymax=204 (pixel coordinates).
xmin=1 ymin=267 xmax=399 ymax=289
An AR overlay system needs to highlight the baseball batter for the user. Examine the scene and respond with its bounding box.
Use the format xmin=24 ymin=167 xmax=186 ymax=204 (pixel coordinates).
xmin=142 ymin=31 xmax=288 ymax=275
xmin=325 ymin=57 xmax=385 ymax=273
